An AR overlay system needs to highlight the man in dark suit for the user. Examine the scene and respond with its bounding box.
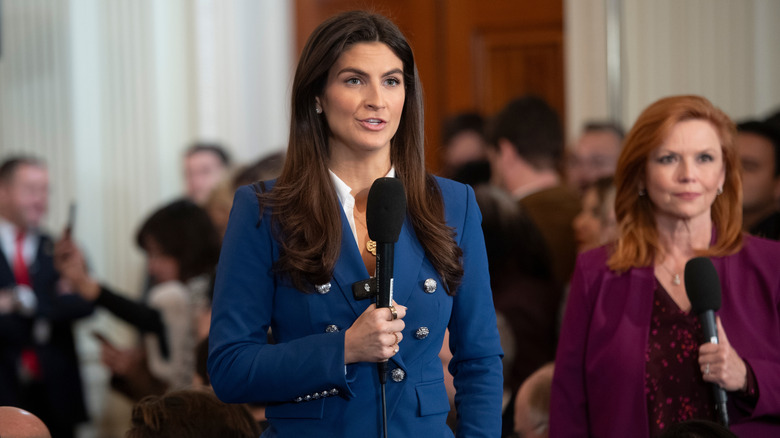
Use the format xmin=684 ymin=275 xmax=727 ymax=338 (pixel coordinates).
xmin=0 ymin=157 xmax=93 ymax=438
xmin=486 ymin=96 xmax=581 ymax=286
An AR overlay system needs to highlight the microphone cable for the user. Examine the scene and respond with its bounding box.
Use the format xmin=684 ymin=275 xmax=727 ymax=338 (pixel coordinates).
xmin=381 ymin=380 xmax=388 ymax=438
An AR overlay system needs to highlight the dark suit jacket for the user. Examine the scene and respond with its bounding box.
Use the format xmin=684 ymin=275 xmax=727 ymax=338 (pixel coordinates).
xmin=551 ymin=236 xmax=780 ymax=437
xmin=0 ymin=232 xmax=93 ymax=427
xmin=209 ymin=178 xmax=504 ymax=437
xmin=749 ymin=210 xmax=780 ymax=241
xmin=519 ymin=185 xmax=581 ymax=285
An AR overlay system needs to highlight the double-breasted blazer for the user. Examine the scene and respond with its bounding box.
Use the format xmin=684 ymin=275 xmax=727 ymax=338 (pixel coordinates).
xmin=551 ymin=236 xmax=780 ymax=437
xmin=208 ymin=177 xmax=503 ymax=437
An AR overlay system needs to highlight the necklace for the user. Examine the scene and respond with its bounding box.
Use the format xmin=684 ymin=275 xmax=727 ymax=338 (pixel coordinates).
xmin=353 ymin=209 xmax=376 ymax=257
xmin=658 ymin=262 xmax=681 ymax=286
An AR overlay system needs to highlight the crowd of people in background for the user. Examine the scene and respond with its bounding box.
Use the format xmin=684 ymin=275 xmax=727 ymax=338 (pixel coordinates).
xmin=2 ymin=95 xmax=780 ymax=437
xmin=3 ymin=13 xmax=780 ymax=435
xmin=0 ymin=147 xmax=286 ymax=437
xmin=2 ymin=94 xmax=780 ymax=437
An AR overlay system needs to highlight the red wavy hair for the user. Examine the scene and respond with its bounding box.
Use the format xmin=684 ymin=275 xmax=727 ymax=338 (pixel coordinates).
xmin=608 ymin=95 xmax=743 ymax=272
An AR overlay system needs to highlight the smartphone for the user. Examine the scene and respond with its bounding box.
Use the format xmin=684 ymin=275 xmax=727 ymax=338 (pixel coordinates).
xmin=91 ymin=331 xmax=112 ymax=345
xmin=65 ymin=202 xmax=77 ymax=238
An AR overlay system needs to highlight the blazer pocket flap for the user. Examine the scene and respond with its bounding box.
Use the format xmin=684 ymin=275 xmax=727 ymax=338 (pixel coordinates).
xmin=266 ymin=398 xmax=324 ymax=419
xmin=416 ymin=380 xmax=450 ymax=417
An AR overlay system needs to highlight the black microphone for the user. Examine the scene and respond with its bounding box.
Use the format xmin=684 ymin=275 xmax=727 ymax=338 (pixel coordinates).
xmin=684 ymin=256 xmax=729 ymax=428
xmin=366 ymin=177 xmax=406 ymax=384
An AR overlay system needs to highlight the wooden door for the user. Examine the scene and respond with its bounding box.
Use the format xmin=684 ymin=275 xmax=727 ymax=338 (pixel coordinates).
xmin=295 ymin=0 xmax=564 ymax=173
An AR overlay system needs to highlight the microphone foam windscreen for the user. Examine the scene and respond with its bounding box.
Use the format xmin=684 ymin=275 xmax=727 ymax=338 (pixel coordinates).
xmin=366 ymin=177 xmax=407 ymax=243
xmin=684 ymin=257 xmax=722 ymax=314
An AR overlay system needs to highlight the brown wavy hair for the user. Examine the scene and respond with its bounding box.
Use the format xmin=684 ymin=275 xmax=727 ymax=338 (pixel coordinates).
xmin=126 ymin=389 xmax=260 ymax=438
xmin=608 ymin=95 xmax=743 ymax=272
xmin=261 ymin=11 xmax=463 ymax=294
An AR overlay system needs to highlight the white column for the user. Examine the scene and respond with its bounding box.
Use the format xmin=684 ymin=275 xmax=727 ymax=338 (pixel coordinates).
xmin=753 ymin=0 xmax=780 ymax=116
xmin=192 ymin=0 xmax=294 ymax=162
xmin=564 ymin=0 xmax=609 ymax=143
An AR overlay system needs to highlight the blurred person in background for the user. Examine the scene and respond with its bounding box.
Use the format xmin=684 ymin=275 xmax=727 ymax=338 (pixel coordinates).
xmin=487 ymin=95 xmax=581 ymax=285
xmin=566 ymin=121 xmax=624 ymax=193
xmin=572 ymin=176 xmax=618 ymax=253
xmin=204 ymin=151 xmax=286 ymax=241
xmin=765 ymin=107 xmax=780 ymax=133
xmin=184 ymin=143 xmax=232 ymax=205
xmin=474 ymin=184 xmax=561 ymax=437
xmin=513 ymin=362 xmax=554 ymax=438
xmin=439 ymin=112 xmax=489 ymax=179
xmin=125 ymin=389 xmax=261 ymax=438
xmin=735 ymin=120 xmax=780 ymax=240
xmin=57 ymin=200 xmax=220 ymax=400
xmin=0 ymin=157 xmax=93 ymax=438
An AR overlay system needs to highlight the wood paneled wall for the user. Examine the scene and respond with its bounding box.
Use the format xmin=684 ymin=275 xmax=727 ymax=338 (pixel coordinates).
xmin=295 ymin=0 xmax=564 ymax=173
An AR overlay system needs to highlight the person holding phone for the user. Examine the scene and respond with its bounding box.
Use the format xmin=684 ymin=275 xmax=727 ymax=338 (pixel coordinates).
xmin=0 ymin=156 xmax=93 ymax=438
xmin=57 ymin=199 xmax=220 ymax=395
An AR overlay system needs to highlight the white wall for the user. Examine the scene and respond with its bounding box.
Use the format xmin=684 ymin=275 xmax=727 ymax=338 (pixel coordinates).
xmin=192 ymin=0 xmax=293 ymax=158
xmin=0 ymin=1 xmax=293 ymax=436
xmin=565 ymin=0 xmax=610 ymax=142
xmin=565 ymin=0 xmax=780 ymax=143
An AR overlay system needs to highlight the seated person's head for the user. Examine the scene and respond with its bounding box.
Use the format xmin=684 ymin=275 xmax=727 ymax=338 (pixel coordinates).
xmin=514 ymin=363 xmax=554 ymax=438
xmin=125 ymin=389 xmax=261 ymax=438
xmin=0 ymin=406 xmax=51 ymax=438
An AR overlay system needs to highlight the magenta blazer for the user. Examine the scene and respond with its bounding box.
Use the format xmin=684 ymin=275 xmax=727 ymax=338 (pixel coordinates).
xmin=551 ymin=235 xmax=780 ymax=437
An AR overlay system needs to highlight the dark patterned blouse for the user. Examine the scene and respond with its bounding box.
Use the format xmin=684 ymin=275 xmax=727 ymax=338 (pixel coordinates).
xmin=645 ymin=281 xmax=715 ymax=436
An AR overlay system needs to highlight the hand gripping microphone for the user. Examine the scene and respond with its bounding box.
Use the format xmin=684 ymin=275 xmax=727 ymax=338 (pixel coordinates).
xmin=366 ymin=177 xmax=407 ymax=384
xmin=684 ymin=257 xmax=729 ymax=428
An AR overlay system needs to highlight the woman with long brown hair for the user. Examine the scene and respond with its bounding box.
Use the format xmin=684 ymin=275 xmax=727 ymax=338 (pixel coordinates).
xmin=551 ymin=95 xmax=780 ymax=437
xmin=207 ymin=11 xmax=503 ymax=437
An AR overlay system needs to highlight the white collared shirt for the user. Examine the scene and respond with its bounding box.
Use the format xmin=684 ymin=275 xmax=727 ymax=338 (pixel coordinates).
xmin=0 ymin=217 xmax=38 ymax=268
xmin=328 ymin=168 xmax=396 ymax=249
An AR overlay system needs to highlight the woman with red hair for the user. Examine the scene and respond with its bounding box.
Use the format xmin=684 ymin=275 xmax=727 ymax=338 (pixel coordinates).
xmin=551 ymin=95 xmax=780 ymax=436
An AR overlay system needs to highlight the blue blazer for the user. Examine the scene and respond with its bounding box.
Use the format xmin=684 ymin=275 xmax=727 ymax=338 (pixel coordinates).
xmin=209 ymin=177 xmax=503 ymax=437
